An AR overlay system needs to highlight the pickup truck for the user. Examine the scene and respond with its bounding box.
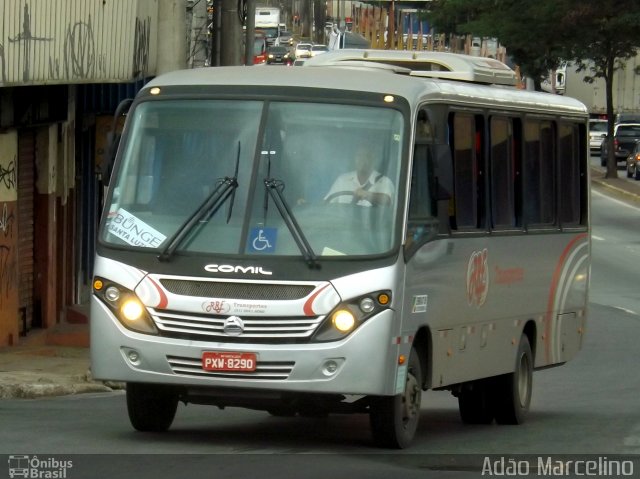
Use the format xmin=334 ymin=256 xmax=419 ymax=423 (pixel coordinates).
xmin=600 ymin=123 xmax=640 ymax=166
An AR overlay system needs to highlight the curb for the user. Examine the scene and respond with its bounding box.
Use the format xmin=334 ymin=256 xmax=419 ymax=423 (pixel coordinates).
xmin=590 ymin=167 xmax=640 ymax=201
xmin=0 ymin=382 xmax=115 ymax=400
xmin=592 ymin=178 xmax=640 ymax=200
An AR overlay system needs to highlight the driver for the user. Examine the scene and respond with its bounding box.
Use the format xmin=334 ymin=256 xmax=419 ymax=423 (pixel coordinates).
xmin=324 ymin=146 xmax=394 ymax=206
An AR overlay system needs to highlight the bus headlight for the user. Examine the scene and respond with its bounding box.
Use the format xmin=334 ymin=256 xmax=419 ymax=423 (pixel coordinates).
xmin=332 ymin=309 xmax=356 ymax=332
xmin=121 ymin=299 xmax=145 ymax=321
xmin=93 ymin=277 xmax=158 ymax=335
xmin=312 ymin=290 xmax=392 ymax=342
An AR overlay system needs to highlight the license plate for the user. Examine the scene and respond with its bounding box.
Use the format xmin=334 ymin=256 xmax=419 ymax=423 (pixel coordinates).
xmin=202 ymin=351 xmax=257 ymax=372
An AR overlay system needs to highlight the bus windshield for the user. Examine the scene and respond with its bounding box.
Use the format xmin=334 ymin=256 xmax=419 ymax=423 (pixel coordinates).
xmin=102 ymin=99 xmax=404 ymax=258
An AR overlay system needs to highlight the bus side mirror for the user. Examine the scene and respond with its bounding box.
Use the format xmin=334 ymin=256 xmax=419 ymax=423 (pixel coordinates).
xmin=103 ymin=98 xmax=133 ymax=186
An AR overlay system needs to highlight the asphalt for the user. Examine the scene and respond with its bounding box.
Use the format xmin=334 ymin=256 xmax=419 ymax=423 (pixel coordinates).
xmin=1 ymin=166 xmax=638 ymax=400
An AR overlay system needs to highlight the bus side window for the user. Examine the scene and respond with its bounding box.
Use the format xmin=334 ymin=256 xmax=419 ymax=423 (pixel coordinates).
xmin=406 ymin=111 xmax=441 ymax=254
xmin=449 ymin=112 xmax=485 ymax=231
xmin=523 ymin=120 xmax=555 ymax=226
xmin=406 ymin=144 xmax=437 ymax=252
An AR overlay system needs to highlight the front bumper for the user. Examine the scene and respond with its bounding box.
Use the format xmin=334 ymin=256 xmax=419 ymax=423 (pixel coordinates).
xmin=90 ymin=297 xmax=398 ymax=396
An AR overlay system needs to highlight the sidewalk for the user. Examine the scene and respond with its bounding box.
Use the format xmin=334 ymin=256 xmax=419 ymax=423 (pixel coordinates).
xmin=590 ymin=166 xmax=640 ymax=201
xmin=1 ymin=167 xmax=638 ymax=400
xmin=0 ymin=329 xmax=122 ymax=399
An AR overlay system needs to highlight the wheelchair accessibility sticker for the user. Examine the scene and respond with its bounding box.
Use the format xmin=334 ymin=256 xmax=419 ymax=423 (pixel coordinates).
xmin=248 ymin=227 xmax=277 ymax=253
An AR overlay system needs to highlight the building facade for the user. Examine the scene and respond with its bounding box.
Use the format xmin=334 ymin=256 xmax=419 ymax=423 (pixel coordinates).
xmin=0 ymin=0 xmax=176 ymax=346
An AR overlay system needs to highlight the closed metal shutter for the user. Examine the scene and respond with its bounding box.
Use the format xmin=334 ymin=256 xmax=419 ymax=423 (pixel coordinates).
xmin=17 ymin=130 xmax=36 ymax=331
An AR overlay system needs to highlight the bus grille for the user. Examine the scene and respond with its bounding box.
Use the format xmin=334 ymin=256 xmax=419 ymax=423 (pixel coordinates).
xmin=150 ymin=308 xmax=324 ymax=343
xmin=167 ymin=355 xmax=294 ymax=380
xmin=159 ymin=279 xmax=315 ymax=300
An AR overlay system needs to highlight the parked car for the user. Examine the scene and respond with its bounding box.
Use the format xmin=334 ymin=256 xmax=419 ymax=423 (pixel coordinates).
xmin=626 ymin=140 xmax=640 ymax=180
xmin=589 ymin=119 xmax=607 ymax=152
xmin=310 ymin=44 xmax=329 ymax=57
xmin=266 ymin=46 xmax=292 ymax=65
xmin=294 ymin=42 xmax=312 ymax=59
xmin=600 ymin=123 xmax=640 ymax=167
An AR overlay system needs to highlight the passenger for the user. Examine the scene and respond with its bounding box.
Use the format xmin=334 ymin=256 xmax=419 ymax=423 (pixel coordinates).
xmin=324 ymin=146 xmax=394 ymax=206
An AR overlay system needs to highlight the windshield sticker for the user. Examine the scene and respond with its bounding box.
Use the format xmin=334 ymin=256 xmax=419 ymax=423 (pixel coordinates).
xmin=248 ymin=227 xmax=277 ymax=253
xmin=412 ymin=295 xmax=428 ymax=313
xmin=321 ymin=246 xmax=345 ymax=256
xmin=107 ymin=208 xmax=166 ymax=248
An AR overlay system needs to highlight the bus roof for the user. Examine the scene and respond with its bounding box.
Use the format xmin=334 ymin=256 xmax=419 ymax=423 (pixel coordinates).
xmin=143 ymin=55 xmax=588 ymax=117
xmin=302 ymin=49 xmax=518 ymax=86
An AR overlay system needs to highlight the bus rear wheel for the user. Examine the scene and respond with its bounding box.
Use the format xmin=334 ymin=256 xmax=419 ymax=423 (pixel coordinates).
xmin=493 ymin=334 xmax=533 ymax=425
xmin=126 ymin=383 xmax=179 ymax=432
xmin=369 ymin=347 xmax=422 ymax=448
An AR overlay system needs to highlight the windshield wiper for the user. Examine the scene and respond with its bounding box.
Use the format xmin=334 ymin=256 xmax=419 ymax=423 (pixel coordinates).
xmin=264 ymin=177 xmax=320 ymax=269
xmin=157 ymin=177 xmax=237 ymax=262
xmin=158 ymin=144 xmax=241 ymax=262
xmin=226 ymin=142 xmax=241 ymax=222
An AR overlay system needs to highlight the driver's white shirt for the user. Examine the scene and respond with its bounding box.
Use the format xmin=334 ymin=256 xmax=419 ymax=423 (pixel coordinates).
xmin=324 ymin=170 xmax=394 ymax=206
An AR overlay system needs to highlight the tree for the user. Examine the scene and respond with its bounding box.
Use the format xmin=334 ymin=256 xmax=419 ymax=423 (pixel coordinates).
xmin=426 ymin=0 xmax=640 ymax=179
xmin=425 ymin=0 xmax=569 ymax=89
xmin=563 ymin=1 xmax=640 ymax=178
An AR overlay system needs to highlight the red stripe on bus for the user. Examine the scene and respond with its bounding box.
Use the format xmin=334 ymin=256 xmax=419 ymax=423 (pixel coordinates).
xmin=544 ymin=233 xmax=588 ymax=361
xmin=303 ymin=284 xmax=330 ymax=316
xmin=148 ymin=276 xmax=168 ymax=309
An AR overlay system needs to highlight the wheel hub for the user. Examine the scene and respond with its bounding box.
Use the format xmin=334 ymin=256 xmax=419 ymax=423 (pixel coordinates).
xmin=402 ymin=371 xmax=421 ymax=421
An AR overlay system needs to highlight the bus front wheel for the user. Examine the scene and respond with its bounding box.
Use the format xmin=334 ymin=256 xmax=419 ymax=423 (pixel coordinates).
xmin=493 ymin=334 xmax=533 ymax=425
xmin=126 ymin=382 xmax=179 ymax=432
xmin=369 ymin=347 xmax=422 ymax=448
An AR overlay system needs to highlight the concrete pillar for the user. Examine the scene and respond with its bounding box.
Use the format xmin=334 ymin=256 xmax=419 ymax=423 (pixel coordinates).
xmin=158 ymin=0 xmax=188 ymax=75
xmin=220 ymin=0 xmax=243 ymax=65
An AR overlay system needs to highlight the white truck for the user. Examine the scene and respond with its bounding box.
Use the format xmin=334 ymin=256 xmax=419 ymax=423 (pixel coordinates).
xmin=255 ymin=6 xmax=281 ymax=47
xmin=562 ymin=54 xmax=640 ymax=117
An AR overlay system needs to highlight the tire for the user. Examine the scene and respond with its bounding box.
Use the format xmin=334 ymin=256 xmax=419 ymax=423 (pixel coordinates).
xmin=627 ymin=166 xmax=633 ymax=178
xmin=635 ymin=168 xmax=640 ymax=181
xmin=126 ymin=383 xmax=179 ymax=432
xmin=492 ymin=335 xmax=533 ymax=425
xmin=458 ymin=379 xmax=494 ymax=424
xmin=369 ymin=347 xmax=422 ymax=449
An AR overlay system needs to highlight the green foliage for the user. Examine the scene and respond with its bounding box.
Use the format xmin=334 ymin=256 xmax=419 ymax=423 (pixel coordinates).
xmin=426 ymin=0 xmax=640 ymax=178
xmin=565 ymin=2 xmax=640 ymax=80
xmin=425 ymin=0 xmax=640 ymax=90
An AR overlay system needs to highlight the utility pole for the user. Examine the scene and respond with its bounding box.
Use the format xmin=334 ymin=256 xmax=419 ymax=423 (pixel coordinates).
xmin=210 ymin=0 xmax=222 ymax=66
xmin=301 ymin=0 xmax=310 ymax=39
xmin=244 ymin=0 xmax=256 ymax=66
xmin=188 ymin=0 xmax=209 ymax=68
xmin=157 ymin=0 xmax=187 ymax=74
xmin=220 ymin=0 xmax=243 ymax=65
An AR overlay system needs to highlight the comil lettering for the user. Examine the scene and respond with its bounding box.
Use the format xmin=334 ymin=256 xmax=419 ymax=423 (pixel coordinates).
xmin=204 ymin=264 xmax=273 ymax=275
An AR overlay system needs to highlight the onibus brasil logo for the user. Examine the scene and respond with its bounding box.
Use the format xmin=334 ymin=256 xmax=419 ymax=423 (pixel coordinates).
xmin=8 ymin=455 xmax=73 ymax=478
